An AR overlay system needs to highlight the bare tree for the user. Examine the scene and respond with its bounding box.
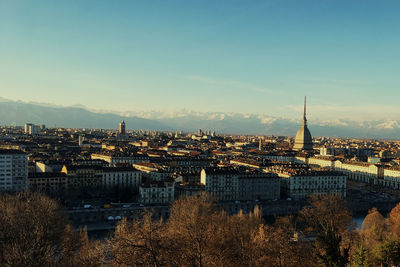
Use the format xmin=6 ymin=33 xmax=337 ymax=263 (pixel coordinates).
xmin=388 ymin=203 xmax=400 ymax=237
xmin=219 ymin=207 xmax=263 ymax=266
xmin=60 ymin=226 xmax=106 ymax=267
xmin=299 ymin=194 xmax=353 ymax=267
xmin=111 ymin=213 xmax=171 ymax=267
xmin=252 ymin=215 xmax=317 ymax=267
xmin=166 ymin=193 xmax=226 ymax=267
xmin=0 ymin=192 xmax=66 ymax=266
xmin=0 ymin=191 xmax=105 ymax=267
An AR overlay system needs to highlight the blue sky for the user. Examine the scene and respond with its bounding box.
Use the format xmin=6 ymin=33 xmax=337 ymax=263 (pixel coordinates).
xmin=1 ymin=0 xmax=400 ymax=120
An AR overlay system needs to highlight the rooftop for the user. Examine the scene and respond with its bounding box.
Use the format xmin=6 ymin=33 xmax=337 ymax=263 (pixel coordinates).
xmin=28 ymin=172 xmax=67 ymax=178
xmin=0 ymin=149 xmax=26 ymax=155
xmin=103 ymin=166 xmax=140 ymax=172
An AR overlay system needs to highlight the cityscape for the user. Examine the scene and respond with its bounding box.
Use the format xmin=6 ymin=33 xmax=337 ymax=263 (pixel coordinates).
xmin=2 ymin=97 xmax=400 ymax=265
xmin=2 ymin=1 xmax=400 ymax=266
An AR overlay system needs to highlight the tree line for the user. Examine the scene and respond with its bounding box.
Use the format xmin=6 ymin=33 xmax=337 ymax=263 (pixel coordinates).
xmin=1 ymin=192 xmax=400 ymax=267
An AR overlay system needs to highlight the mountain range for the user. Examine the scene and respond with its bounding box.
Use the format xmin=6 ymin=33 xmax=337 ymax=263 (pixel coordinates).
xmin=0 ymin=98 xmax=399 ymax=139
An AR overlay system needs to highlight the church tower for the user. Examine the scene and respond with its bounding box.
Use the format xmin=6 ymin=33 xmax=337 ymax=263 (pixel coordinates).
xmin=293 ymin=97 xmax=313 ymax=151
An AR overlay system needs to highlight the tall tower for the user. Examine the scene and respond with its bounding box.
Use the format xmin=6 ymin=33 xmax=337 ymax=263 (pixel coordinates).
xmin=293 ymin=97 xmax=313 ymax=151
xmin=119 ymin=120 xmax=126 ymax=135
xmin=78 ymin=135 xmax=84 ymax=146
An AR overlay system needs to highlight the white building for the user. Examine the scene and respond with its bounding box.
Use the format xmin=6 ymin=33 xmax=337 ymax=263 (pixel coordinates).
xmin=266 ymin=154 xmax=400 ymax=189
xmin=382 ymin=167 xmax=400 ymax=189
xmin=334 ymin=160 xmax=383 ymax=184
xmin=0 ymin=149 xmax=28 ymax=192
xmin=139 ymin=179 xmax=175 ymax=204
xmin=266 ymin=165 xmax=347 ymax=201
xmin=102 ymin=166 xmax=142 ymax=188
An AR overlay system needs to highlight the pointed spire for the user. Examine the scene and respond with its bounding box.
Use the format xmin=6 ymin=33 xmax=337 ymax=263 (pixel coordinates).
xmin=303 ymin=96 xmax=307 ymax=124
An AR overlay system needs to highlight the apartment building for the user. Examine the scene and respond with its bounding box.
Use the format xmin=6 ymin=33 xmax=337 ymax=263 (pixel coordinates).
xmin=139 ymin=179 xmax=175 ymax=204
xmin=102 ymin=166 xmax=142 ymax=188
xmin=266 ymin=165 xmax=347 ymax=200
xmin=0 ymin=149 xmax=28 ymax=192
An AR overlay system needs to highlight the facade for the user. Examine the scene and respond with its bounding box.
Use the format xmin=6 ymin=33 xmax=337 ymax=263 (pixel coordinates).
xmin=139 ymin=179 xmax=175 ymax=204
xmin=200 ymin=168 xmax=281 ymax=201
xmin=175 ymin=182 xmax=205 ymax=198
xmin=238 ymin=171 xmax=280 ymax=201
xmin=200 ymin=168 xmax=239 ymax=201
xmin=288 ymin=155 xmax=400 ymax=189
xmin=266 ymin=165 xmax=347 ymax=200
xmin=102 ymin=166 xmax=142 ymax=188
xmin=383 ymin=167 xmax=400 ymax=188
xmin=0 ymin=149 xmax=28 ymax=191
xmin=28 ymin=172 xmax=68 ymax=192
xmin=293 ymin=97 xmax=313 ymax=151
xmin=61 ymin=165 xmax=103 ymax=188
xmin=24 ymin=123 xmax=40 ymax=135
xmin=334 ymin=160 xmax=383 ymax=184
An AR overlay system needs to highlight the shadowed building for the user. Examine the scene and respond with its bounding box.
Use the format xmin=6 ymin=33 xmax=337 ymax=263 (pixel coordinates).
xmin=293 ymin=97 xmax=313 ymax=151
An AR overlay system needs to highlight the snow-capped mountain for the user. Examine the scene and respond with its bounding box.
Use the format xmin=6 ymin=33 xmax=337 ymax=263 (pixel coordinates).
xmin=0 ymin=99 xmax=399 ymax=138
xmin=125 ymin=109 xmax=400 ymax=138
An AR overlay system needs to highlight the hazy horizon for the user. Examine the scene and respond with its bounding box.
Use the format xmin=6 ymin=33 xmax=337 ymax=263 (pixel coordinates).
xmin=2 ymin=97 xmax=400 ymax=139
xmin=1 ymin=96 xmax=400 ymax=124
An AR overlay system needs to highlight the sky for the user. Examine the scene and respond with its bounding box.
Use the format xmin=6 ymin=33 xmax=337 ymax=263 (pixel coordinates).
xmin=1 ymin=0 xmax=400 ymax=121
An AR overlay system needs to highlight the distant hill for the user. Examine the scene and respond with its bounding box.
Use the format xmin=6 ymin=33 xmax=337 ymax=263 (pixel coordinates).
xmin=1 ymin=99 xmax=400 ymax=138
xmin=0 ymin=100 xmax=169 ymax=130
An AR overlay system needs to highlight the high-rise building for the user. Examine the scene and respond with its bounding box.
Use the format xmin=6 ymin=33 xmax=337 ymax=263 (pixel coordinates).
xmin=119 ymin=120 xmax=126 ymax=135
xmin=293 ymin=97 xmax=313 ymax=151
xmin=0 ymin=149 xmax=28 ymax=192
xmin=24 ymin=123 xmax=31 ymax=134
xmin=24 ymin=123 xmax=40 ymax=135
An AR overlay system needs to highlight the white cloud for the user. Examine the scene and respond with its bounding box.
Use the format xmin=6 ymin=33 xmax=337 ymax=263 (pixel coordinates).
xmin=280 ymin=104 xmax=400 ymax=122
